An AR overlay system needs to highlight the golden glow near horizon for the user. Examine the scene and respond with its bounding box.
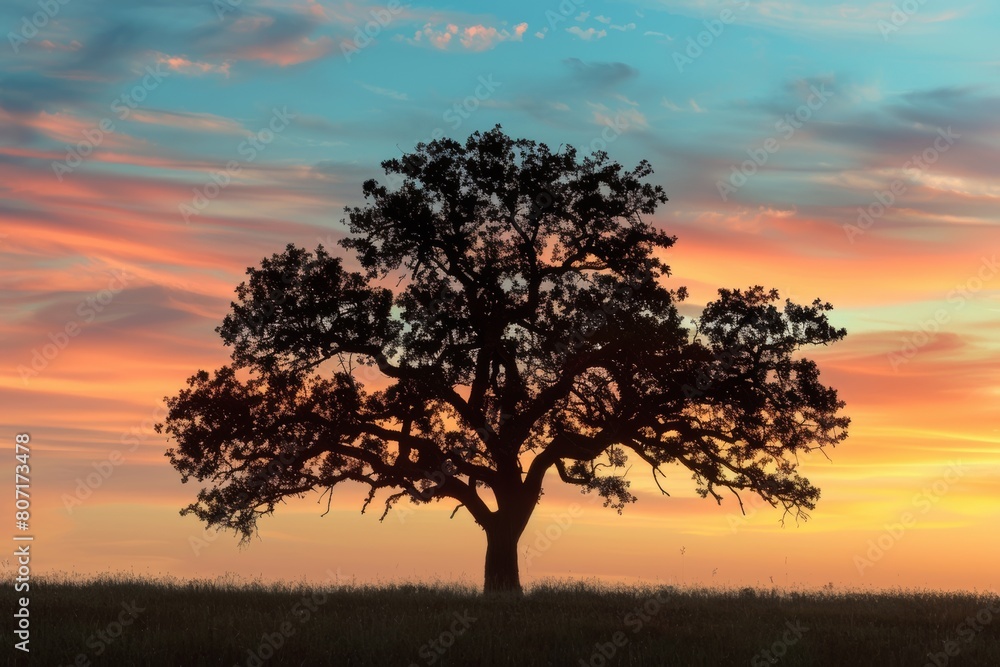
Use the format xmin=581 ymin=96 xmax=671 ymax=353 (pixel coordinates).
xmin=6 ymin=218 xmax=998 ymax=592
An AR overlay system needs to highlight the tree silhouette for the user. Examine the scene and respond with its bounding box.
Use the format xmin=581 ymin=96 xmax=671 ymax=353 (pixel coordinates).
xmin=157 ymin=126 xmax=849 ymax=594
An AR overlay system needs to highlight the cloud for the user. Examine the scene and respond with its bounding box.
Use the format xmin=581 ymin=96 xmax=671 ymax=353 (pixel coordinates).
xmin=0 ymin=107 xmax=147 ymax=151
xmin=563 ymin=58 xmax=638 ymax=88
xmin=361 ymin=84 xmax=409 ymax=101
xmin=618 ymin=107 xmax=648 ymax=130
xmin=52 ymin=22 xmax=154 ymax=82
xmin=566 ymin=26 xmax=607 ymax=40
xmin=589 ymin=102 xmax=648 ymax=131
xmin=661 ymin=97 xmax=681 ymax=112
xmin=193 ymin=9 xmax=336 ymax=67
xmin=155 ymin=54 xmax=231 ymax=77
xmin=409 ymin=22 xmax=527 ymax=51
xmin=459 ymin=22 xmax=528 ymax=51
xmin=890 ymin=86 xmax=1000 ymax=137
xmin=637 ymin=0 xmax=967 ymax=38
xmin=409 ymin=23 xmax=459 ymax=48
xmin=230 ymin=36 xmax=335 ymax=67
xmin=38 ymin=39 xmax=83 ymax=52
xmin=124 ymin=109 xmax=244 ymax=134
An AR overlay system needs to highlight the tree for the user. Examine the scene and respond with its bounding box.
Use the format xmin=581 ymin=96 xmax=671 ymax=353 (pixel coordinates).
xmin=157 ymin=126 xmax=849 ymax=594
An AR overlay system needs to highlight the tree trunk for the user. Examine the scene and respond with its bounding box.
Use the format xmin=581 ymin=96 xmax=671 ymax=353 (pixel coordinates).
xmin=483 ymin=521 xmax=522 ymax=594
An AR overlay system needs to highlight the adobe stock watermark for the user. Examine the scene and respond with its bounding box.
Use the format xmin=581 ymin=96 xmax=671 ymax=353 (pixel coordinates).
xmin=844 ymin=127 xmax=960 ymax=242
xmin=579 ymin=589 xmax=669 ymax=666
xmin=57 ymin=600 xmax=145 ymax=667
xmin=877 ymin=0 xmax=931 ymax=40
xmin=717 ymin=83 xmax=834 ymax=201
xmin=188 ymin=469 xmax=293 ymax=555
xmin=750 ymin=620 xmax=809 ymax=666
xmin=61 ymin=400 xmax=167 ymax=514
xmin=854 ymin=461 xmax=965 ymax=575
xmin=179 ymin=106 xmax=296 ymax=223
xmin=682 ymin=307 xmax=785 ymax=397
xmin=522 ymin=502 xmax=589 ymax=573
xmin=673 ymin=0 xmax=750 ymax=73
xmin=340 ymin=0 xmax=406 ymax=62
xmin=408 ymin=610 xmax=477 ymax=667
xmin=887 ymin=255 xmax=997 ymax=371
xmin=7 ymin=0 xmax=73 ymax=54
xmin=50 ymin=66 xmax=169 ymax=180
xmin=189 ymin=523 xmax=226 ymax=556
xmin=187 ymin=444 xmax=323 ymax=556
xmin=545 ymin=267 xmax=654 ymax=362
xmin=415 ymin=74 xmax=502 ymax=146
xmin=392 ymin=73 xmax=505 ymax=177
xmin=540 ymin=0 xmax=588 ymax=38
xmin=393 ymin=438 xmax=479 ymax=524
xmin=236 ymin=568 xmax=343 ymax=667
xmin=923 ymin=597 xmax=1000 ymax=667
xmin=17 ymin=270 xmax=132 ymax=384
xmin=583 ymin=112 xmax=633 ymax=156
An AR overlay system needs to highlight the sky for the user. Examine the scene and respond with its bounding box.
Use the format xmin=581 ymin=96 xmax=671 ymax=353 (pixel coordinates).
xmin=1 ymin=0 xmax=998 ymax=592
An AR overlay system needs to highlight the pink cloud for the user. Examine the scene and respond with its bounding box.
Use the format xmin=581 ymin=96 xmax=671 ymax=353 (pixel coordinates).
xmin=230 ymin=15 xmax=275 ymax=33
xmin=155 ymin=54 xmax=231 ymax=77
xmin=459 ymin=22 xmax=528 ymax=51
xmin=125 ymin=110 xmax=244 ymax=134
xmin=38 ymin=39 xmax=82 ymax=52
xmin=305 ymin=0 xmax=328 ymax=21
xmin=409 ymin=23 xmax=458 ymax=49
xmin=0 ymin=108 xmax=145 ymax=151
xmin=411 ymin=22 xmax=527 ymax=51
xmin=234 ymin=36 xmax=335 ymax=66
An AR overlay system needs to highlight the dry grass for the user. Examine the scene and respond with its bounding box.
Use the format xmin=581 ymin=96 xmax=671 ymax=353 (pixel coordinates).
xmin=12 ymin=573 xmax=1000 ymax=666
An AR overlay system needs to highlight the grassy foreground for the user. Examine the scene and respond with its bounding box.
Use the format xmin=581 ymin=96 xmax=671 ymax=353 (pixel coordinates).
xmin=6 ymin=575 xmax=999 ymax=666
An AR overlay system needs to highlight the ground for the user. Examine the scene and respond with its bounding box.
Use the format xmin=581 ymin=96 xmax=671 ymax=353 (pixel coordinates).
xmin=11 ymin=574 xmax=1000 ymax=666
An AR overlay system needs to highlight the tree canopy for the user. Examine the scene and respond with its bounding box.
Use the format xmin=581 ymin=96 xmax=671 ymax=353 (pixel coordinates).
xmin=157 ymin=125 xmax=849 ymax=593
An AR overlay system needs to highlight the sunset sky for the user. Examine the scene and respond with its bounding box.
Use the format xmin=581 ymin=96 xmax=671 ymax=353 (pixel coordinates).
xmin=2 ymin=0 xmax=998 ymax=592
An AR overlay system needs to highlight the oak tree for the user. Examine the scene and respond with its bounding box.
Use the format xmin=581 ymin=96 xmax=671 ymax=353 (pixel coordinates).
xmin=158 ymin=126 xmax=849 ymax=593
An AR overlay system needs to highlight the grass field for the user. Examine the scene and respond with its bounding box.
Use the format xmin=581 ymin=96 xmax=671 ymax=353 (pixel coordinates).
xmin=7 ymin=574 xmax=1000 ymax=666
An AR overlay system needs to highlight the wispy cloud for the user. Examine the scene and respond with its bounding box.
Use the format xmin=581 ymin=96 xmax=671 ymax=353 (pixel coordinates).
xmin=628 ymin=0 xmax=968 ymax=37
xmin=361 ymin=84 xmax=409 ymax=101
xmin=125 ymin=109 xmax=245 ymax=134
xmin=661 ymin=97 xmax=681 ymax=112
